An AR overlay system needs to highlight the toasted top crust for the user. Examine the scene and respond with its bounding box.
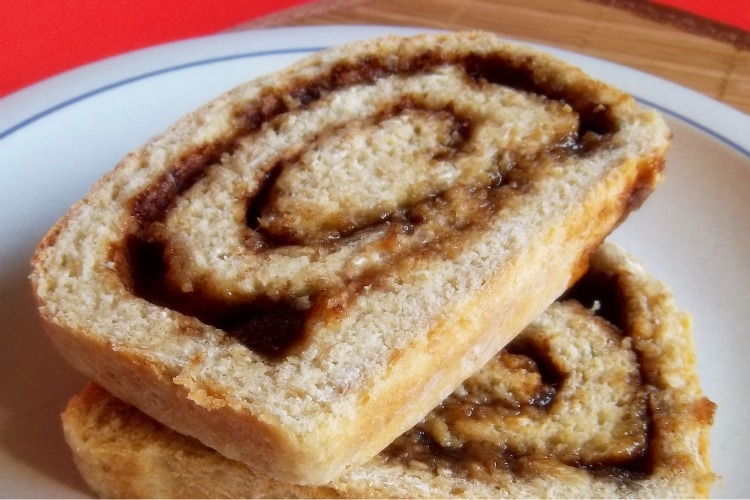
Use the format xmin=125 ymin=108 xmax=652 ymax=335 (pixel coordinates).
xmin=62 ymin=243 xmax=715 ymax=498
xmin=33 ymin=31 xmax=670 ymax=483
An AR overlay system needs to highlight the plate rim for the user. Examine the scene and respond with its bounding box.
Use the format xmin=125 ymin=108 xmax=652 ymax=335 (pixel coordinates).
xmin=1 ymin=25 xmax=748 ymax=160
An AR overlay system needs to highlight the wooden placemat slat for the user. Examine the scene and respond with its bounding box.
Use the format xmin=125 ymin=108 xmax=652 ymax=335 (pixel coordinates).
xmin=239 ymin=0 xmax=750 ymax=115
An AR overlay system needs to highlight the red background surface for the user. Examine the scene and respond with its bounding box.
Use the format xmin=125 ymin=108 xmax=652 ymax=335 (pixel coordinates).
xmin=0 ymin=0 xmax=313 ymax=97
xmin=653 ymin=0 xmax=750 ymax=31
xmin=1 ymin=0 xmax=748 ymax=98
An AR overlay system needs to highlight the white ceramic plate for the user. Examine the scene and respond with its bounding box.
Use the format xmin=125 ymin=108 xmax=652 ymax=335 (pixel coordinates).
xmin=1 ymin=25 xmax=748 ymax=498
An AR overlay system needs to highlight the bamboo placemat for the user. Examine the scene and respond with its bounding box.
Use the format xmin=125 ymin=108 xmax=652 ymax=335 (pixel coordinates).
xmin=235 ymin=0 xmax=750 ymax=116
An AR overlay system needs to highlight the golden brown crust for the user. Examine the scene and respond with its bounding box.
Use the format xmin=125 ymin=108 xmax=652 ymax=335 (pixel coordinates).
xmin=33 ymin=31 xmax=670 ymax=484
xmin=62 ymin=243 xmax=715 ymax=498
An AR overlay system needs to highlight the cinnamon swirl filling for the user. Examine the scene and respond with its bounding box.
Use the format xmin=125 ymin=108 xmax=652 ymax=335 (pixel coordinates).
xmin=117 ymin=50 xmax=619 ymax=358
xmin=382 ymin=262 xmax=650 ymax=484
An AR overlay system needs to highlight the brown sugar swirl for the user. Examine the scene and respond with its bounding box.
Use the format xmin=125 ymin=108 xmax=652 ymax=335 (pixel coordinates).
xmin=383 ymin=293 xmax=649 ymax=482
xmin=119 ymin=46 xmax=621 ymax=358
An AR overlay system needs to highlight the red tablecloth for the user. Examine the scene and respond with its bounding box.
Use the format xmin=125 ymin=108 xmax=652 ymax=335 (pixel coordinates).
xmin=653 ymin=0 xmax=750 ymax=31
xmin=1 ymin=0 xmax=748 ymax=98
xmin=1 ymin=0 xmax=313 ymax=97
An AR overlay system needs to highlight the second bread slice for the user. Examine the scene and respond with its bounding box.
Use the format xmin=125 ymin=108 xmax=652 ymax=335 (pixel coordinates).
xmin=32 ymin=31 xmax=670 ymax=484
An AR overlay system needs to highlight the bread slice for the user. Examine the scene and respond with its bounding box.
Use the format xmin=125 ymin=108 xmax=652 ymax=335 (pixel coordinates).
xmin=33 ymin=31 xmax=670 ymax=484
xmin=62 ymin=242 xmax=715 ymax=498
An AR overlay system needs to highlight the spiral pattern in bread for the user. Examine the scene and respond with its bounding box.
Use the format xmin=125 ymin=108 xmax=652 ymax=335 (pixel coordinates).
xmin=122 ymin=33 xmax=625 ymax=358
xmin=33 ymin=31 xmax=671 ymax=483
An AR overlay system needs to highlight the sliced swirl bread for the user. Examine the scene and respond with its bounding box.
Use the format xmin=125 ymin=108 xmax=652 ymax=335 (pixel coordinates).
xmin=33 ymin=31 xmax=670 ymax=484
xmin=62 ymin=243 xmax=716 ymax=498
